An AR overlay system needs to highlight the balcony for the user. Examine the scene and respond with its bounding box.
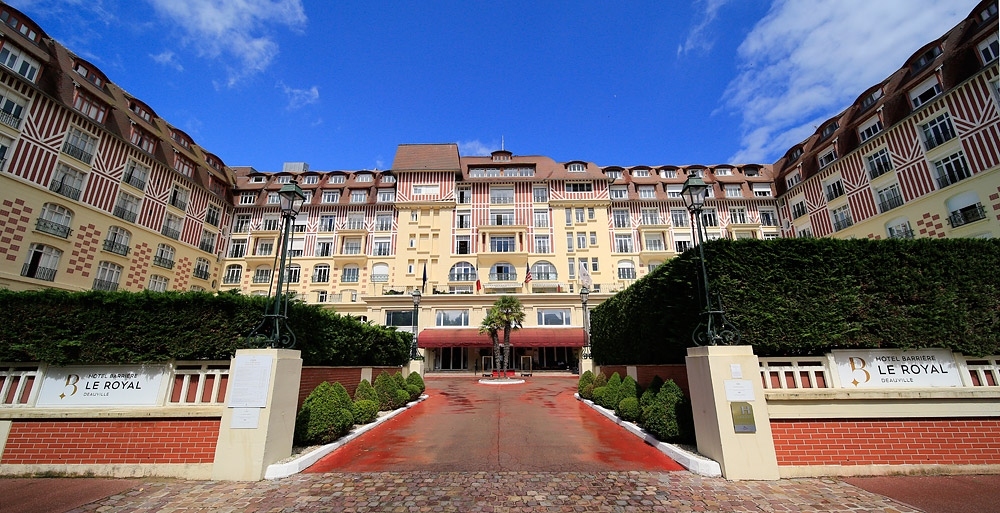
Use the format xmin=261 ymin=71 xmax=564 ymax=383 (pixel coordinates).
xmin=123 ymin=174 xmax=146 ymax=190
xmin=199 ymin=240 xmax=215 ymax=253
xmin=113 ymin=206 xmax=138 ymax=223
xmin=341 ymin=245 xmax=363 ymax=255
xmin=36 ymin=218 xmax=72 ymax=238
xmin=489 ymin=272 xmax=518 ymax=281
xmin=193 ymin=268 xmax=211 ymax=280
xmin=49 ymin=180 xmax=82 ymax=200
xmin=833 ymin=217 xmax=854 ymax=231
xmin=62 ymin=142 xmax=93 ymax=164
xmin=161 ymin=226 xmax=181 ymax=240
xmin=449 ymin=272 xmax=477 ymax=282
xmin=371 ymin=274 xmax=389 ymax=283
xmin=888 ymin=226 xmax=915 ymax=239
xmin=868 ymin=159 xmax=893 ymax=180
xmin=937 ymin=168 xmax=971 ymax=189
xmin=0 ymin=109 xmax=22 ymax=129
xmin=639 ymin=217 xmax=666 ymax=226
xmin=153 ymin=255 xmax=174 ymax=269
xmin=825 ymin=187 xmax=844 ymax=202
xmin=20 ymin=263 xmax=56 ymax=281
xmin=92 ymin=278 xmax=118 ymax=291
xmin=102 ymin=239 xmax=131 ymax=256
xmin=879 ymin=195 xmax=904 ymax=212
xmin=222 ymin=274 xmax=241 ymax=285
xmin=170 ymin=198 xmax=187 ymax=211
xmin=375 ymin=223 xmax=392 ymax=232
xmin=341 ymin=220 xmax=366 ymax=231
xmin=252 ymin=272 xmax=271 ymax=284
xmin=924 ymin=127 xmax=955 ymax=151
xmin=532 ymin=272 xmax=558 ymax=281
xmin=948 ymin=204 xmax=987 ymax=228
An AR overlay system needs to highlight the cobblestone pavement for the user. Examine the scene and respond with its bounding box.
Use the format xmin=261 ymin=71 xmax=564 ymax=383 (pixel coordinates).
xmin=73 ymin=471 xmax=920 ymax=512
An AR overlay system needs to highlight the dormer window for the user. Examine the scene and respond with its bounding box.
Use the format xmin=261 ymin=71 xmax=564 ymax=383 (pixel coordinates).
xmin=1 ymin=10 xmax=40 ymax=44
xmin=0 ymin=43 xmax=40 ymax=83
xmin=743 ymin=167 xmax=759 ymax=177
xmin=789 ymin=147 xmax=804 ymax=161
xmin=250 ymin=175 xmax=266 ymax=183
xmin=605 ymin=169 xmax=622 ymax=180
xmin=818 ymin=147 xmax=838 ymax=168
xmin=567 ymin=163 xmax=585 ymax=172
xmin=632 ymin=168 xmax=649 ymax=177
xmin=492 ymin=151 xmax=511 ymax=162
xmin=71 ymin=89 xmax=107 ymax=124
xmin=978 ymin=34 xmax=998 ymax=65
xmin=786 ymin=172 xmax=802 ymax=189
xmin=910 ymin=76 xmax=943 ymax=109
xmin=355 ymin=173 xmax=373 ymax=182
xmin=205 ymin=155 xmax=222 ymax=172
xmin=380 ymin=174 xmax=396 ymax=183
xmin=302 ymin=175 xmax=318 ymax=184
xmin=275 ymin=175 xmax=291 ymax=184
xmin=660 ymin=169 xmax=677 ymax=179
xmin=129 ymin=125 xmax=155 ymax=153
xmin=174 ymin=154 xmax=194 ymax=178
xmin=687 ymin=169 xmax=703 ymax=178
xmin=860 ymin=88 xmax=883 ymax=110
xmin=714 ymin=167 xmax=732 ymax=176
xmin=331 ymin=175 xmax=346 ymax=184
xmin=858 ymin=115 xmax=883 ymax=143
xmin=129 ymin=101 xmax=152 ymax=122
xmin=980 ymin=3 xmax=998 ymax=23
xmin=910 ymin=45 xmax=941 ymax=73
xmin=820 ymin=122 xmax=838 ymax=140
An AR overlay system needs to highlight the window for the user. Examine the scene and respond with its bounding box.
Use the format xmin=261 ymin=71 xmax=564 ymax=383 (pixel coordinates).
xmin=638 ymin=185 xmax=655 ymax=199
xmin=0 ymin=87 xmax=24 ymax=129
xmin=860 ymin=88 xmax=883 ymax=111
xmin=433 ymin=310 xmax=468 ymax=326
xmin=610 ymin=186 xmax=627 ymax=200
xmin=730 ymin=207 xmax=748 ymax=224
xmin=199 ymin=229 xmax=216 ymax=253
xmin=153 ymin=243 xmax=175 ymax=269
xmin=979 ymin=34 xmax=999 ymax=64
xmin=825 ymin=179 xmax=845 ymax=201
xmin=534 ymin=235 xmax=551 ymax=253
xmin=752 ymin=183 xmax=772 ymax=197
xmin=255 ymin=238 xmax=274 ymax=256
xmin=886 ymin=218 xmax=914 ymax=239
xmin=170 ymin=131 xmax=192 ymax=150
xmin=250 ymin=175 xmax=266 ymax=184
xmin=322 ymin=190 xmax=340 ymax=203
xmin=574 ymin=232 xmax=586 ymax=250
xmin=302 ymin=175 xmax=318 ymax=185
xmin=373 ymin=238 xmax=391 ymax=256
xmin=284 ymin=264 xmax=301 ymax=283
xmin=786 ymin=172 xmax=801 ymax=188
xmin=202 ymin=204 xmax=221 ymax=227
xmin=342 ymin=265 xmax=360 ymax=283
xmin=228 ymin=239 xmax=247 ymax=258
xmin=564 ymin=208 xmax=572 ymax=226
xmin=588 ymin=207 xmax=595 ymax=220
xmin=725 ymin=185 xmax=742 ymax=198
xmin=330 ymin=174 xmax=346 ymax=184
xmin=104 ymin=226 xmax=131 ymax=256
xmin=591 ymin=257 xmax=599 ymax=272
xmin=671 ymin=209 xmax=689 ymax=227
xmin=122 ymin=160 xmax=149 ymax=190
xmin=702 ymin=209 xmax=718 ymax=227
xmin=350 ymin=190 xmax=367 ymax=203
xmin=160 ymin=213 xmax=181 ymax=240
xmin=604 ymin=169 xmax=623 ymax=180
xmin=314 ymin=290 xmax=328 ymax=303
xmin=221 ymin=264 xmax=242 ymax=285
xmin=666 ymin=184 xmax=682 ymax=198
xmin=454 ymin=186 xmax=472 ymax=204
xmin=531 ymin=261 xmax=557 ymax=280
xmin=641 ymin=208 xmax=660 ymax=225
xmin=760 ymin=209 xmax=778 ymax=226
xmin=537 ymin=309 xmax=571 ymax=325
xmin=0 ymin=133 xmax=11 ymax=161
xmin=922 ymin=113 xmax=956 ymax=150
xmin=343 ymin=237 xmax=362 ymax=254
xmin=316 ymin=239 xmax=333 ymax=257
xmin=858 ymin=116 xmax=883 ymax=143
xmin=380 ymin=174 xmax=396 ymax=183
xmin=612 ymin=209 xmax=629 ymax=228
xmin=37 ymin=203 xmax=73 ymax=238
xmin=193 ymin=258 xmax=211 ymax=280
xmin=490 ymin=210 xmax=514 ymax=226
xmin=867 ymin=148 xmax=893 ymax=179
xmin=253 ymin=265 xmax=271 ymax=283
xmin=113 ymin=192 xmax=140 ymax=222
xmin=449 ymin=262 xmax=477 ymax=281
xmin=385 ymin=310 xmax=414 ymax=327
xmin=376 ymin=213 xmax=393 ymax=231
xmin=129 ymin=101 xmax=152 ymax=123
xmin=934 ymin=152 xmax=971 ymax=188
xmin=615 ymin=234 xmax=634 ymax=253
xmin=566 ymin=182 xmax=593 ymax=193
xmin=714 ymin=167 xmax=731 ymax=176
xmin=49 ymin=163 xmax=85 ymax=200
xmin=0 ymin=43 xmax=39 ymax=82
xmin=455 ymin=212 xmax=471 ymax=229
xmin=910 ymin=45 xmax=941 ymax=73
xmin=617 ymin=260 xmax=636 ymax=280
xmin=568 ymin=163 xmax=586 ymax=173
xmin=820 ymin=122 xmax=838 ymax=140
xmin=130 ymin=125 xmax=155 ymax=154
xmin=63 ymin=127 xmax=96 ymax=164
xmin=377 ymin=189 xmax=395 ymax=202
xmin=490 ymin=262 xmax=516 ymax=281
xmin=791 ymin=201 xmax=807 ymax=219
xmin=818 ymin=148 xmax=837 ymax=168
xmin=490 ymin=236 xmax=516 ymax=252
xmin=240 ymin=192 xmax=257 ymax=205
xmin=490 ymin=187 xmax=514 ymax=204
xmin=743 ymin=167 xmax=760 ymax=177
xmin=372 ymin=263 xmax=389 ymax=282
xmin=910 ymin=76 xmax=943 ymax=109
xmin=675 ymin=237 xmax=691 ymax=253
xmin=93 ymin=261 xmax=122 ymax=291
xmin=567 ymin=258 xmax=576 ymax=280
xmin=877 ymin=184 xmax=904 ymax=212
xmin=21 ymin=243 xmax=61 ymax=281
xmin=353 ymin=173 xmax=371 ymax=183
xmin=947 ymin=197 xmax=987 ymax=228
xmin=644 ymin=234 xmax=664 ymax=252
xmin=413 ymin=184 xmax=439 ymax=196
xmin=262 ymin=216 xmax=280 ymax=230
xmin=347 ymin=212 xmax=364 ymax=230
xmin=687 ymin=169 xmax=703 ymax=178
xmin=566 ymin=232 xmax=574 ymax=252
xmin=170 ymin=185 xmax=189 ymax=210
xmin=264 ymin=192 xmax=278 ymax=205
xmin=575 ymin=208 xmax=585 ymax=223
xmin=660 ymin=168 xmax=677 ymax=178
xmin=831 ymin=205 xmax=853 ymax=231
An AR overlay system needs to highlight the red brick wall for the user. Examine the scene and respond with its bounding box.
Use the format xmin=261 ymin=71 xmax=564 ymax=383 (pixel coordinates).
xmin=1 ymin=418 xmax=219 ymax=465
xmin=771 ymin=417 xmax=1000 ymax=466
xmin=297 ymin=367 xmax=403 ymax=410
xmin=597 ymin=365 xmax=689 ymax=395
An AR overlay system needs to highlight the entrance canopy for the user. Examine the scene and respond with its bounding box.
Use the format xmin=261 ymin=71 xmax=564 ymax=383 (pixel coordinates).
xmin=417 ymin=327 xmax=585 ymax=348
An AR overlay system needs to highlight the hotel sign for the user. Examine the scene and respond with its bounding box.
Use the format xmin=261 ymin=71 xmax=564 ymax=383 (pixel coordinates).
xmin=36 ymin=365 xmax=166 ymax=407
xmin=832 ymin=349 xmax=963 ymax=388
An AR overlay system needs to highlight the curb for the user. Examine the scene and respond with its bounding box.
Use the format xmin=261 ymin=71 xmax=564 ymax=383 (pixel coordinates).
xmin=575 ymin=393 xmax=722 ymax=478
xmin=264 ymin=394 xmax=429 ymax=480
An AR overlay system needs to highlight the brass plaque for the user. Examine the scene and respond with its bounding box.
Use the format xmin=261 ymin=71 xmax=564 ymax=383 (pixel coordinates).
xmin=730 ymin=402 xmax=756 ymax=433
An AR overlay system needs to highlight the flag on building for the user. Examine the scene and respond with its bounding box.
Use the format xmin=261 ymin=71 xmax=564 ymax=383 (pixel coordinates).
xmin=476 ymin=267 xmax=482 ymax=292
xmin=422 ymin=263 xmax=427 ymax=292
xmin=524 ymin=263 xmax=532 ymax=283
xmin=579 ymin=260 xmax=593 ymax=289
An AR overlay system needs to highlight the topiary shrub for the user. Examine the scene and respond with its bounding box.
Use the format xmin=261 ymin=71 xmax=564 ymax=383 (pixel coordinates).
xmin=577 ymin=370 xmax=594 ymax=396
xmin=617 ymin=397 xmax=640 ymax=423
xmin=406 ymin=371 xmax=426 ymax=393
xmin=592 ymin=386 xmax=607 ymax=407
xmin=593 ymin=372 xmax=608 ymax=389
xmin=329 ymin=407 xmax=355 ymax=439
xmin=647 ymin=375 xmax=665 ymax=395
xmin=601 ymin=373 xmax=622 ymax=410
xmin=640 ymin=379 xmax=693 ymax=443
xmin=329 ymin=382 xmax=353 ymax=411
xmin=393 ymin=388 xmax=410 ymax=409
xmin=354 ymin=379 xmax=377 ymax=403
xmin=406 ymin=383 xmax=421 ymax=401
xmin=639 ymin=388 xmax=656 ymax=411
xmin=615 ymin=376 xmax=638 ymax=418
xmin=393 ymin=371 xmax=408 ymax=392
xmin=582 ymin=383 xmax=595 ymax=400
xmin=295 ymin=382 xmax=341 ymax=445
xmin=351 ymin=399 xmax=378 ymax=424
xmin=373 ymin=372 xmax=397 ymax=411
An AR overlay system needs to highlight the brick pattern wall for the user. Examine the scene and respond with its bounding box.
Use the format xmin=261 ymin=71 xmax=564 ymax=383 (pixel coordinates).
xmin=1 ymin=418 xmax=220 ymax=465
xmin=598 ymin=365 xmax=689 ymax=395
xmin=770 ymin=417 xmax=1000 ymax=466
xmin=298 ymin=367 xmax=363 ymax=409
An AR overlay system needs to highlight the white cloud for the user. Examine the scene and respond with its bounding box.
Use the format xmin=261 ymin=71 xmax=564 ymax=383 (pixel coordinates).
xmin=722 ymin=0 xmax=977 ymax=163
xmin=277 ymin=81 xmax=319 ymax=109
xmin=146 ymin=0 xmax=306 ymax=87
xmin=150 ymin=50 xmax=183 ymax=71
xmin=458 ymin=139 xmax=500 ymax=156
xmin=678 ymin=0 xmax=732 ymax=57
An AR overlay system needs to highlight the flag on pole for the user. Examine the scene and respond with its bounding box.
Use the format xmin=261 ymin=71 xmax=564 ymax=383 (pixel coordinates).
xmin=524 ymin=263 xmax=532 ymax=283
xmin=579 ymin=260 xmax=593 ymax=289
xmin=476 ymin=267 xmax=482 ymax=292
xmin=422 ymin=263 xmax=427 ymax=292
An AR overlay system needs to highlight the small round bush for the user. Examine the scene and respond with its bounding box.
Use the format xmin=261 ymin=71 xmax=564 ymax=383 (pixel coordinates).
xmin=592 ymin=372 xmax=608 ymax=389
xmin=639 ymin=388 xmax=656 ymax=411
xmin=406 ymin=383 xmax=421 ymax=401
xmin=354 ymin=379 xmax=378 ymax=403
xmin=619 ymin=376 xmax=638 ymax=401
xmin=330 ymin=407 xmax=355 ymax=438
xmin=406 ymin=371 xmax=426 ymax=393
xmin=617 ymin=397 xmax=640 ymax=423
xmin=582 ymin=383 xmax=595 ymax=400
xmin=577 ymin=370 xmax=594 ymax=396
xmin=592 ymin=386 xmax=608 ymax=407
xmin=642 ymin=401 xmax=679 ymax=441
xmin=351 ymin=399 xmax=378 ymax=424
xmin=330 ymin=382 xmax=353 ymax=411
xmin=393 ymin=388 xmax=410 ymax=409
xmin=373 ymin=372 xmax=397 ymax=411
xmin=393 ymin=371 xmax=408 ymax=391
xmin=295 ymin=382 xmax=341 ymax=445
xmin=602 ymin=373 xmax=622 ymax=410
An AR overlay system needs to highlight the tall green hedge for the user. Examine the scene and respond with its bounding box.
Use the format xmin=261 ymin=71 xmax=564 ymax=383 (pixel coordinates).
xmin=0 ymin=289 xmax=411 ymax=366
xmin=591 ymin=238 xmax=1000 ymax=364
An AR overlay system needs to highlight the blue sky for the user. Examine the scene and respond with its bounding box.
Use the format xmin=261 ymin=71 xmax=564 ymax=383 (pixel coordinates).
xmin=11 ymin=0 xmax=981 ymax=172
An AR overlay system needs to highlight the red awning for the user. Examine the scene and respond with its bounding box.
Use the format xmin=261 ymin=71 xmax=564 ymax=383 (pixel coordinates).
xmin=417 ymin=328 xmax=585 ymax=348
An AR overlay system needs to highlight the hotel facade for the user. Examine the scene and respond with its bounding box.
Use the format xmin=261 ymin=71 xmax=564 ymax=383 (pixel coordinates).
xmin=0 ymin=1 xmax=997 ymax=373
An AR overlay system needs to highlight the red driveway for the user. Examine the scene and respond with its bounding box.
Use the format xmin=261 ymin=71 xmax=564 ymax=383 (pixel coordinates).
xmin=306 ymin=376 xmax=684 ymax=472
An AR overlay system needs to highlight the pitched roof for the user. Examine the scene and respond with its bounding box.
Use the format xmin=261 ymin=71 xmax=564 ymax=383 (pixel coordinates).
xmin=391 ymin=144 xmax=461 ymax=171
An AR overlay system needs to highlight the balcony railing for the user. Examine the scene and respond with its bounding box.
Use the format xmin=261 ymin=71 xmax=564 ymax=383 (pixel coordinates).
xmin=20 ymin=263 xmax=56 ymax=281
xmin=489 ymin=272 xmax=517 ymax=281
xmin=924 ymin=127 xmax=955 ymax=150
xmin=252 ymin=272 xmax=271 ymax=284
xmin=233 ymin=222 xmax=251 ymax=233
xmin=833 ymin=217 xmax=854 ymax=231
xmin=342 ymin=221 xmax=365 ymax=230
xmin=375 ymin=223 xmax=392 ymax=231
xmin=102 ymin=239 xmax=131 ymax=256
xmin=0 ymin=109 xmax=22 ymax=129
xmin=62 ymin=142 xmax=93 ymax=164
xmin=36 ymin=218 xmax=72 ymax=238
xmin=371 ymin=274 xmax=388 ymax=282
xmin=170 ymin=198 xmax=187 ymax=211
xmin=532 ymin=272 xmax=558 ymax=280
xmin=153 ymin=255 xmax=175 ymax=269
xmin=888 ymin=226 xmax=915 ymax=239
xmin=879 ymin=195 xmax=904 ymax=212
xmin=825 ymin=187 xmax=844 ymax=202
xmin=319 ymin=223 xmax=335 ymax=232
xmin=49 ymin=180 xmax=82 ymax=200
xmin=199 ymin=240 xmax=215 ymax=253
xmin=161 ymin=226 xmax=181 ymax=240
xmin=92 ymin=278 xmax=118 ymax=291
xmin=222 ymin=274 xmax=241 ymax=285
xmin=948 ymin=204 xmax=987 ymax=228
xmin=193 ymin=268 xmax=211 ymax=280
xmin=449 ymin=272 xmax=477 ymax=282
xmin=113 ymin=206 xmax=138 ymax=223
xmin=868 ymin=159 xmax=893 ymax=180
xmin=937 ymin=169 xmax=971 ymax=189
xmin=123 ymin=174 xmax=146 ymax=190
xmin=342 ymin=245 xmax=362 ymax=255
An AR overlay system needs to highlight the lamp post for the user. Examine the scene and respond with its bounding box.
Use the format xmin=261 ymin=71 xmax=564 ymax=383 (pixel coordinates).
xmin=681 ymin=175 xmax=741 ymax=346
xmin=247 ymin=180 xmax=305 ymax=349
xmin=410 ymin=289 xmax=421 ymax=360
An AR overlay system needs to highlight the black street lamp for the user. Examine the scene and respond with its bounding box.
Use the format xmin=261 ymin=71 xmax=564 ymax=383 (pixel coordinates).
xmin=681 ymin=175 xmax=741 ymax=346
xmin=410 ymin=289 xmax=421 ymax=360
xmin=247 ymin=180 xmax=306 ymax=349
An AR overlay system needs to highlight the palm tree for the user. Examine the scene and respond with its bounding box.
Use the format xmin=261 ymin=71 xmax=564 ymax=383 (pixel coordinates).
xmin=478 ymin=309 xmax=502 ymax=374
xmin=492 ymin=295 xmax=525 ymax=376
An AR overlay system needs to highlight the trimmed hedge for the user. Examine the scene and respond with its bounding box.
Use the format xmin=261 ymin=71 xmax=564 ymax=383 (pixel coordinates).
xmin=0 ymin=289 xmax=411 ymax=366
xmin=617 ymin=397 xmax=640 ymax=423
xmin=601 ymin=373 xmax=622 ymax=410
xmin=577 ymin=371 xmax=594 ymax=396
xmin=591 ymin=238 xmax=1000 ymax=363
xmin=351 ymin=399 xmax=379 ymax=424
xmin=373 ymin=372 xmax=397 ymax=411
xmin=295 ymin=382 xmax=343 ymax=445
xmin=639 ymin=379 xmax=692 ymax=443
xmin=406 ymin=371 xmax=426 ymax=393
xmin=405 ymin=384 xmax=421 ymax=401
xmin=354 ymin=379 xmax=378 ymax=403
